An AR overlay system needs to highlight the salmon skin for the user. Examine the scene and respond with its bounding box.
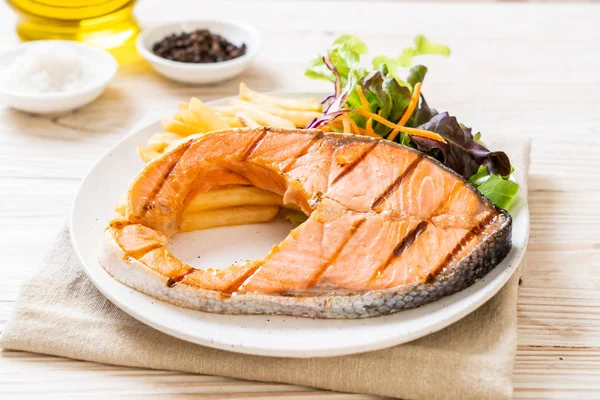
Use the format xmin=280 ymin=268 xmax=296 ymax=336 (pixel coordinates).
xmin=99 ymin=128 xmax=512 ymax=318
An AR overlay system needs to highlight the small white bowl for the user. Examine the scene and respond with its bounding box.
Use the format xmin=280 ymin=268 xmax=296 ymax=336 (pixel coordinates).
xmin=136 ymin=20 xmax=262 ymax=84
xmin=0 ymin=40 xmax=117 ymax=115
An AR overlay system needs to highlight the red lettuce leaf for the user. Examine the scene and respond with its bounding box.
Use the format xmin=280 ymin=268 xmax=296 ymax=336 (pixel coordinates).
xmin=411 ymin=112 xmax=511 ymax=179
xmin=408 ymin=93 xmax=438 ymax=127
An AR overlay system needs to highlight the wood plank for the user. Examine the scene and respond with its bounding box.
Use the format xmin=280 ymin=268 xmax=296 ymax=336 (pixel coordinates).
xmin=514 ymin=347 xmax=600 ymax=399
xmin=0 ymin=351 xmax=376 ymax=399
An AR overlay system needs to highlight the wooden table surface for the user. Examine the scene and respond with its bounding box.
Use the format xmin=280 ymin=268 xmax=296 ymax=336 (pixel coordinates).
xmin=1 ymin=1 xmax=599 ymax=398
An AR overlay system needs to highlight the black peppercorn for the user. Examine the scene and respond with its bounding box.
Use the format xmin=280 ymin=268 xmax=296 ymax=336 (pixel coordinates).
xmin=152 ymin=29 xmax=247 ymax=63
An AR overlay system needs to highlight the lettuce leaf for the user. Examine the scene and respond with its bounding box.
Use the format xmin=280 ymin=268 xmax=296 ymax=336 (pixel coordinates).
xmin=280 ymin=209 xmax=309 ymax=227
xmin=360 ymin=65 xmax=412 ymax=134
xmin=372 ymin=35 xmax=450 ymax=86
xmin=305 ymin=56 xmax=336 ymax=82
xmin=468 ymin=167 xmax=520 ymax=211
xmin=305 ymin=35 xmax=368 ymax=86
xmin=478 ymin=176 xmax=519 ymax=210
xmin=407 ymin=65 xmax=428 ymax=88
xmin=412 ymin=112 xmax=512 ymax=179
xmin=409 ymin=93 xmax=438 ymax=127
xmin=467 ymin=165 xmax=492 ymax=186
xmin=333 ymin=34 xmax=368 ymax=56
xmin=399 ymin=34 xmax=451 ymax=66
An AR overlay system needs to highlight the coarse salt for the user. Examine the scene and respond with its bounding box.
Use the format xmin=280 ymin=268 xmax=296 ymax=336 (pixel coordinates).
xmin=0 ymin=44 xmax=92 ymax=94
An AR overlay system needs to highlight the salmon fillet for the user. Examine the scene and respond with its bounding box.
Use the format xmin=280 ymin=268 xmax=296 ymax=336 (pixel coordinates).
xmin=99 ymin=128 xmax=512 ymax=318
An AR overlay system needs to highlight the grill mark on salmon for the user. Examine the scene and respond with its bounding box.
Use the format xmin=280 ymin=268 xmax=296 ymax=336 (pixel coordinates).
xmin=371 ymin=154 xmax=423 ymax=210
xmin=224 ymin=262 xmax=263 ymax=294
xmin=369 ymin=221 xmax=428 ymax=283
xmin=307 ymin=218 xmax=367 ymax=288
xmin=166 ymin=267 xmax=197 ymax=288
xmin=432 ymin=212 xmax=497 ymax=277
xmin=240 ymin=128 xmax=268 ymax=160
xmin=330 ymin=142 xmax=378 ymax=185
xmin=99 ymin=128 xmax=513 ymax=319
xmin=127 ymin=242 xmax=164 ymax=260
xmin=394 ymin=221 xmax=429 ymax=257
xmin=141 ymin=142 xmax=192 ymax=216
xmin=281 ymin=133 xmax=321 ymax=173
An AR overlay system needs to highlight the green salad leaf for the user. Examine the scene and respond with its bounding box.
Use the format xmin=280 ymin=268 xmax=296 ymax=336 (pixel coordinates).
xmin=372 ymin=35 xmax=450 ymax=86
xmin=469 ymin=166 xmax=519 ymax=210
xmin=361 ymin=65 xmax=412 ymax=135
xmin=409 ymin=93 xmax=438 ymax=127
xmin=474 ymin=174 xmax=520 ymax=210
xmin=399 ymin=34 xmax=451 ymax=66
xmin=280 ymin=209 xmax=309 ymax=227
xmin=467 ymin=165 xmax=492 ymax=186
xmin=305 ymin=56 xmax=336 ymax=82
xmin=305 ymin=35 xmax=368 ymax=86
xmin=407 ymin=65 xmax=428 ymax=89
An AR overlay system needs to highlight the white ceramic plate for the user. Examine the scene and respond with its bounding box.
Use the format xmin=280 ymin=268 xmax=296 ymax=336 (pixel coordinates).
xmin=70 ymin=93 xmax=529 ymax=358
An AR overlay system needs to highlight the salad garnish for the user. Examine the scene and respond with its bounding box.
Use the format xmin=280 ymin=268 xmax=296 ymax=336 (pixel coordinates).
xmin=305 ymin=34 xmax=519 ymax=210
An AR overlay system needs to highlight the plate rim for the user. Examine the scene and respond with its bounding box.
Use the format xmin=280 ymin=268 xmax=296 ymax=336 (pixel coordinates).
xmin=70 ymin=92 xmax=530 ymax=358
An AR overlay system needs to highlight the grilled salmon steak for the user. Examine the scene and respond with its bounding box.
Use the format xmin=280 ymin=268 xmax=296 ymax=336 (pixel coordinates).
xmin=99 ymin=128 xmax=512 ymax=318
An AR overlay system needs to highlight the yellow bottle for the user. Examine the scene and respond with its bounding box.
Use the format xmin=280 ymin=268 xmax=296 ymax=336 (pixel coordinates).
xmin=7 ymin=0 xmax=139 ymax=61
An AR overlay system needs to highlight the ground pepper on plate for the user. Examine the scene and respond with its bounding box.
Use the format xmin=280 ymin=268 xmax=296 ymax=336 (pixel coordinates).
xmin=152 ymin=29 xmax=247 ymax=63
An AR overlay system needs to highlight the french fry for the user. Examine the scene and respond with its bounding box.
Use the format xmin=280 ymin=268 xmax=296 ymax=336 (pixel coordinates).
xmin=220 ymin=102 xmax=295 ymax=129
xmin=179 ymin=109 xmax=205 ymax=128
xmin=180 ymin=205 xmax=280 ymax=232
xmin=137 ymin=132 xmax=189 ymax=163
xmin=185 ymin=185 xmax=282 ymax=213
xmin=161 ymin=117 xmax=202 ymax=136
xmin=214 ymin=111 xmax=245 ymax=128
xmin=172 ymin=110 xmax=186 ymax=122
xmin=230 ymin=99 xmax=322 ymax=128
xmin=165 ymin=135 xmax=196 ymax=152
xmin=213 ymin=106 xmax=236 ymax=117
xmin=188 ymin=97 xmax=230 ymax=131
xmin=236 ymin=112 xmax=263 ymax=128
xmin=115 ymin=195 xmax=127 ymax=216
xmin=146 ymin=132 xmax=184 ymax=152
xmin=239 ymin=82 xmax=322 ymax=112
xmin=137 ymin=145 xmax=162 ymax=163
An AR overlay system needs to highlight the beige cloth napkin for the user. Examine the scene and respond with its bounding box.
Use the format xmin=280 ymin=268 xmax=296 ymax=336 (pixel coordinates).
xmin=0 ymin=139 xmax=530 ymax=400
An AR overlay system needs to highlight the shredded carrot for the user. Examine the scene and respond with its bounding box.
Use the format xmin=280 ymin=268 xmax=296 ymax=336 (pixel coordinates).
xmin=366 ymin=118 xmax=375 ymax=137
xmin=349 ymin=117 xmax=368 ymax=136
xmin=399 ymin=82 xmax=422 ymax=126
xmin=320 ymin=124 xmax=332 ymax=132
xmin=355 ymin=109 xmax=446 ymax=143
xmin=330 ymin=121 xmax=343 ymax=131
xmin=355 ymin=85 xmax=369 ymax=111
xmin=387 ymin=82 xmax=422 ymax=142
xmin=342 ymin=113 xmax=351 ymax=133
xmin=329 ymin=115 xmax=344 ymax=129
xmin=397 ymin=126 xmax=445 ymax=142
